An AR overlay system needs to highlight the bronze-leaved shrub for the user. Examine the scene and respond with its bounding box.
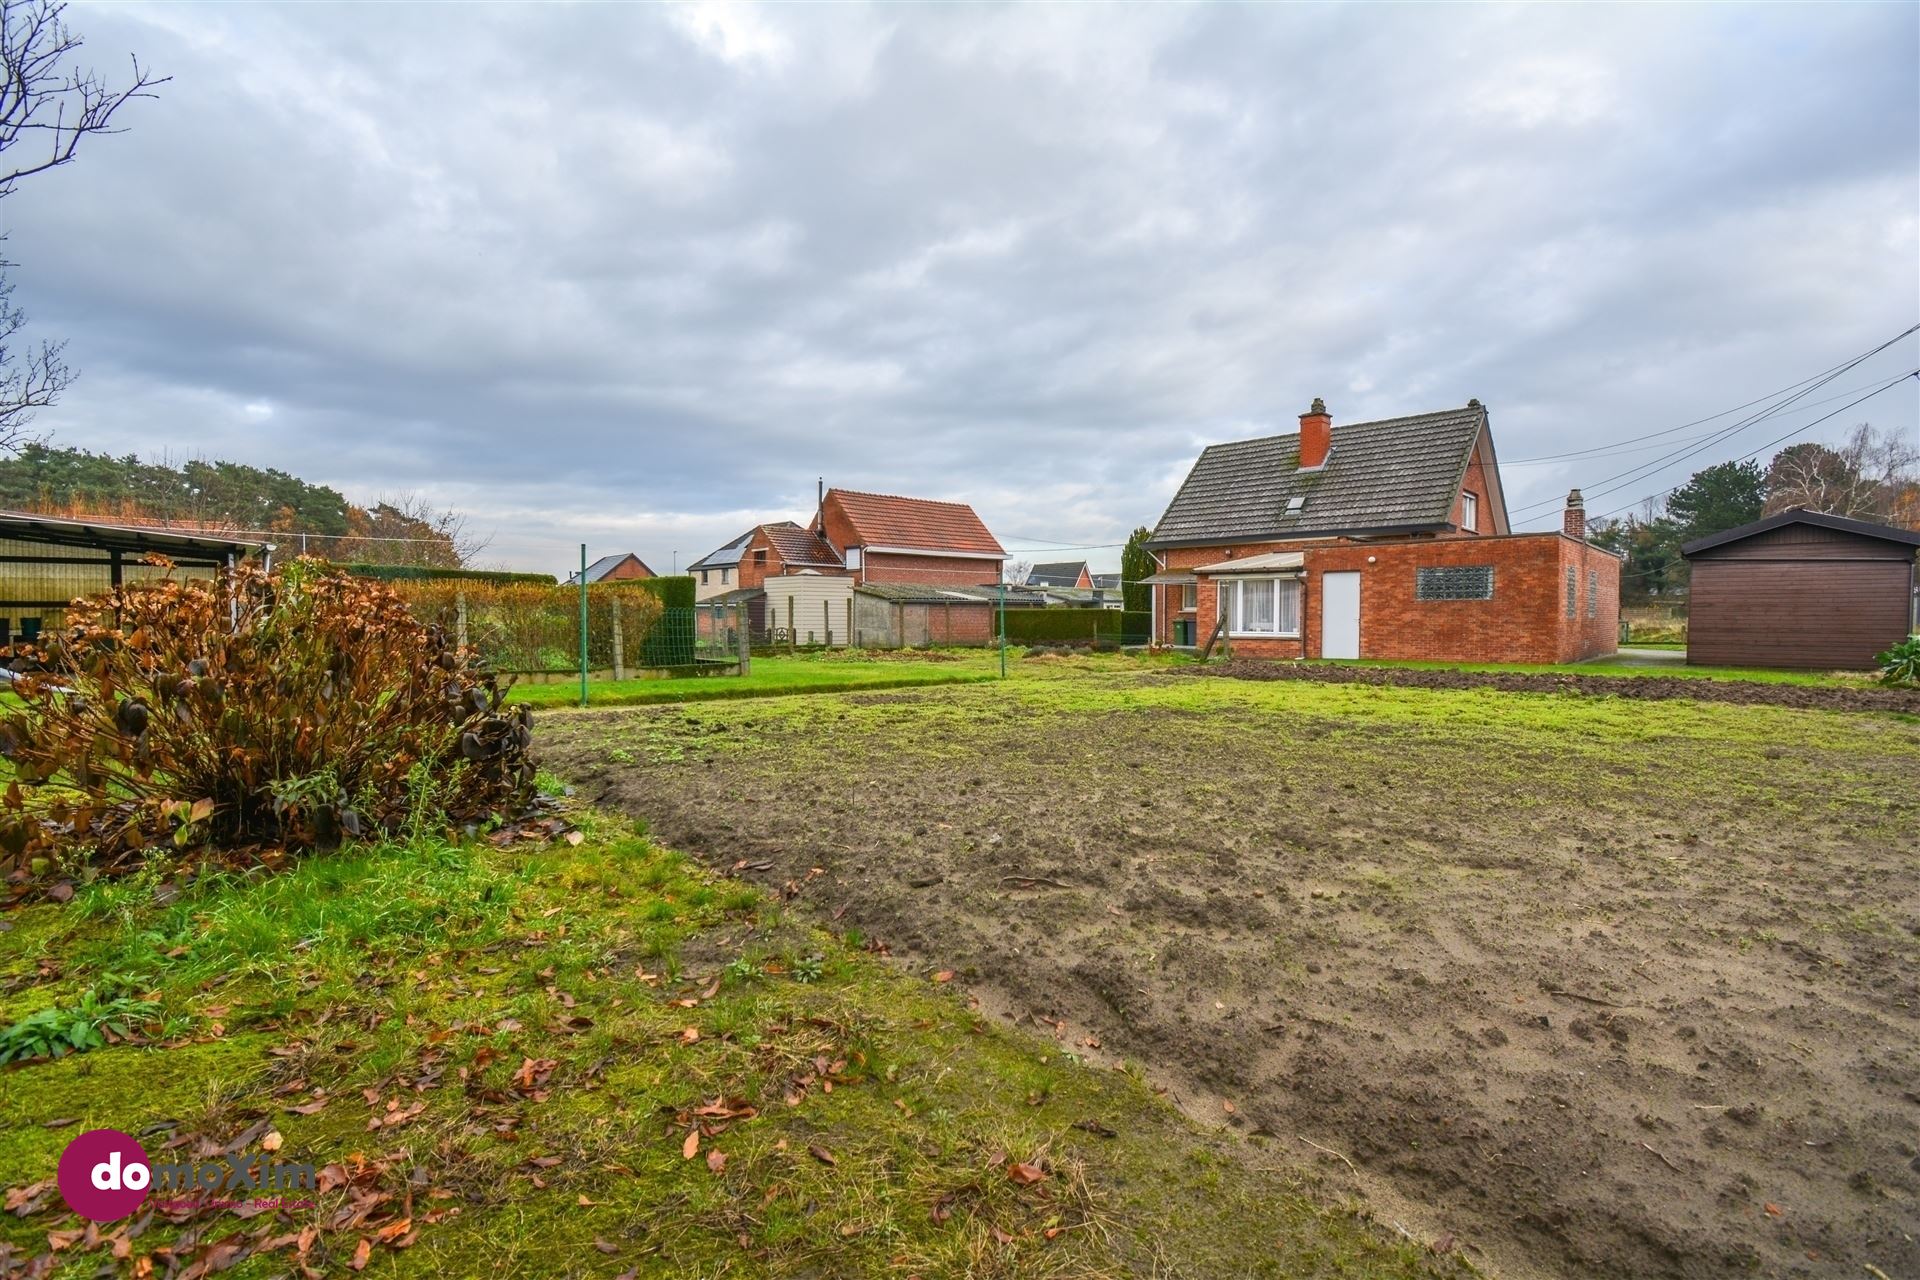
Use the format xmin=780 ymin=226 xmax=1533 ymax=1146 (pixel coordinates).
xmin=0 ymin=559 xmax=534 ymax=877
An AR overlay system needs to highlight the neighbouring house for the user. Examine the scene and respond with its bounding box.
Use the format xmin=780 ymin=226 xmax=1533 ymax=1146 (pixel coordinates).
xmin=1680 ymin=508 xmax=1920 ymax=669
xmin=567 ymin=552 xmax=654 ymax=584
xmin=1144 ymin=398 xmax=1619 ymax=663
xmin=688 ymin=520 xmax=842 ymax=603
xmin=812 ymin=489 xmax=1005 ymax=587
xmin=1089 ymin=572 xmax=1122 ymax=591
xmin=1028 ymin=561 xmax=1093 ymax=588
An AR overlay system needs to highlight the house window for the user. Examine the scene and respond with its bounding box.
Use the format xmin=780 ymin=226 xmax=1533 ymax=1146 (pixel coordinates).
xmin=1219 ymin=576 xmax=1302 ymax=637
xmin=1415 ymin=565 xmax=1494 ymax=601
xmin=846 ymin=547 xmax=863 ymax=571
xmin=1461 ymin=492 xmax=1478 ymax=532
xmin=721 ymin=567 xmax=731 ymax=585
xmin=754 ymin=550 xmax=767 ymax=566
xmin=700 ymin=569 xmax=709 ymax=585
xmin=1180 ymin=583 xmax=1197 ymax=611
xmin=1565 ymin=567 xmax=1577 ymax=618
xmin=1587 ymin=569 xmax=1598 ymax=619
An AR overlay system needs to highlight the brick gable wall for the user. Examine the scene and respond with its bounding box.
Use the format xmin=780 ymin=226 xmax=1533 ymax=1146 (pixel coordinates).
xmin=862 ymin=550 xmax=1001 ymax=587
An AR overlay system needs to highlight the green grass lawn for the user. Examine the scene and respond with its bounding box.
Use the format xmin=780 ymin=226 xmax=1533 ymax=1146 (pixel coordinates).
xmin=506 ymin=651 xmax=1004 ymax=709
xmin=0 ymin=800 xmax=1454 ymax=1279
xmin=1325 ymin=655 xmax=1873 ymax=686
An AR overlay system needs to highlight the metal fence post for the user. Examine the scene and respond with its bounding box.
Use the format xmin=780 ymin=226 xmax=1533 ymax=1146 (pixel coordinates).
xmin=577 ymin=544 xmax=588 ymax=708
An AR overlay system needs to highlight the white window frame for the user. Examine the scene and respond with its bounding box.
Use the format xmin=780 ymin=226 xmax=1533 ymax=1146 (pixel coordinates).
xmin=1461 ymin=491 xmax=1478 ymax=532
xmin=1219 ymin=575 xmax=1302 ymax=638
xmin=721 ymin=567 xmax=731 ymax=585
xmin=1180 ymin=583 xmax=1197 ymax=611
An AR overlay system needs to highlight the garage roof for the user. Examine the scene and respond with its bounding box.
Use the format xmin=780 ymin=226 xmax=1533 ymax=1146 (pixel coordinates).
xmin=1681 ymin=508 xmax=1920 ymax=557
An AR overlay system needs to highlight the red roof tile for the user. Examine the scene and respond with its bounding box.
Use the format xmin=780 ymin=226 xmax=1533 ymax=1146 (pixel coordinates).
xmin=826 ymin=490 xmax=1004 ymax=556
xmin=760 ymin=521 xmax=843 ymax=567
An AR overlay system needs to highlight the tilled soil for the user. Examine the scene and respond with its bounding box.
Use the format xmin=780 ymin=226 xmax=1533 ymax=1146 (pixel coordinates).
xmin=540 ymin=673 xmax=1920 ymax=1280
xmin=1191 ymin=659 xmax=1920 ymax=713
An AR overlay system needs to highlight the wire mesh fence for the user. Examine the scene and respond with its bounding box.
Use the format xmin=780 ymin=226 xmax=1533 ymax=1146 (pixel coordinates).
xmin=392 ymin=583 xmax=741 ymax=678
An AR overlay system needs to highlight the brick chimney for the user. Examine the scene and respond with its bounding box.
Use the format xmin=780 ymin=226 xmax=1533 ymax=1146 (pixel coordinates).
xmin=1298 ymin=398 xmax=1332 ymax=470
xmin=1563 ymin=488 xmax=1586 ymax=540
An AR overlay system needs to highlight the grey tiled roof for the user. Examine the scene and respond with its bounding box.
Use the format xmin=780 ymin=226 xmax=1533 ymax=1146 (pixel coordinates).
xmin=1147 ymin=404 xmax=1486 ymax=547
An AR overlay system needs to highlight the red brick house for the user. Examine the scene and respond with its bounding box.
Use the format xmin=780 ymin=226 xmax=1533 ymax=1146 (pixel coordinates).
xmin=1145 ymin=399 xmax=1618 ymax=664
xmin=1028 ymin=560 xmax=1094 ymax=588
xmin=811 ymin=489 xmax=1005 ymax=587
xmin=689 ymin=520 xmax=842 ymax=599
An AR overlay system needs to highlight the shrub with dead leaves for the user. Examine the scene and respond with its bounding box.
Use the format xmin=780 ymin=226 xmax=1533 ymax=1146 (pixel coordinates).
xmin=0 ymin=558 xmax=536 ymax=882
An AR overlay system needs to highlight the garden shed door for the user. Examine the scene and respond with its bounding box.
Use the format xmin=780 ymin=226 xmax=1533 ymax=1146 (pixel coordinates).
xmin=1322 ymin=571 xmax=1361 ymax=659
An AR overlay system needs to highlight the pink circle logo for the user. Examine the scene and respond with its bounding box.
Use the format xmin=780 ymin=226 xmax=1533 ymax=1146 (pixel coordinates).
xmin=56 ymin=1129 xmax=151 ymax=1222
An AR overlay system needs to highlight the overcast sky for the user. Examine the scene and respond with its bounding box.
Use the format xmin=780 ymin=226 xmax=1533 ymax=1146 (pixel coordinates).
xmin=8 ymin=2 xmax=1916 ymax=574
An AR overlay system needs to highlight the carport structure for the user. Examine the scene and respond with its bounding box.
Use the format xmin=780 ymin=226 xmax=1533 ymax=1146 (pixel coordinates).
xmin=0 ymin=511 xmax=271 ymax=645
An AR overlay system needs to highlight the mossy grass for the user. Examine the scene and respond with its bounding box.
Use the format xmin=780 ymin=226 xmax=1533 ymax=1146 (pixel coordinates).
xmin=0 ymin=807 xmax=1457 ymax=1278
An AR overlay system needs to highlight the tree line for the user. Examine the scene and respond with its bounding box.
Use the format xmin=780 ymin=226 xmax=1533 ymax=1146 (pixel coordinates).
xmin=0 ymin=443 xmax=481 ymax=567
xmin=1590 ymin=423 xmax=1919 ymax=604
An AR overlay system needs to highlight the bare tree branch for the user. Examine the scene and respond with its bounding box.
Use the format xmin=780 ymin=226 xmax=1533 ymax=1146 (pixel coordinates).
xmin=0 ymin=0 xmax=165 ymax=451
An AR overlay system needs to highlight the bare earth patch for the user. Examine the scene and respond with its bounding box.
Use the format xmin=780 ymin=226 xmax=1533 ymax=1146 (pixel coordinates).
xmin=539 ymin=667 xmax=1920 ymax=1280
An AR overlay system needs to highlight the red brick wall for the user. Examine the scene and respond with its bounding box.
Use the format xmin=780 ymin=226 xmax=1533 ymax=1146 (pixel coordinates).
xmin=863 ymin=550 xmax=1001 ymax=587
xmin=896 ymin=600 xmax=996 ymax=645
xmin=1155 ymin=533 xmax=1619 ymax=664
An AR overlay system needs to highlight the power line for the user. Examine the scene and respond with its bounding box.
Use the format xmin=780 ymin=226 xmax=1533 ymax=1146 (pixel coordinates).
xmin=1499 ymin=372 xmax=1919 ymax=468
xmin=1508 ymin=326 xmax=1920 ymax=519
xmin=1501 ymin=325 xmax=1917 ymax=466
xmin=1532 ymin=370 xmax=1920 ymax=530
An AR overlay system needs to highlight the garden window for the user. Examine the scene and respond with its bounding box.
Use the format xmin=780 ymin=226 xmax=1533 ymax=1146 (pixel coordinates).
xmin=1218 ymin=576 xmax=1301 ymax=637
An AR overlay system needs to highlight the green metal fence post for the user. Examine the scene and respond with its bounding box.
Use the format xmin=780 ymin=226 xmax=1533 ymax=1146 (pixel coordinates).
xmin=998 ymin=581 xmax=1006 ymax=678
xmin=578 ymin=544 xmax=588 ymax=708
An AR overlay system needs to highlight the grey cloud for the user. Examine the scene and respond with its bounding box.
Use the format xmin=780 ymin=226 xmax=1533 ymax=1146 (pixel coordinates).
xmin=10 ymin=1 xmax=1915 ymax=573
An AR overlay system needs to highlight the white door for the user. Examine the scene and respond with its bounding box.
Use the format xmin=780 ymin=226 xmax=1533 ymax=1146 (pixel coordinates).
xmin=1321 ymin=571 xmax=1361 ymax=659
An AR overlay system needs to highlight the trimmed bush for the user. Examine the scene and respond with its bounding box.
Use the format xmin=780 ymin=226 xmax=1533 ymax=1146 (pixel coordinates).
xmin=1002 ymin=609 xmax=1124 ymax=647
xmin=0 ymin=560 xmax=534 ymax=878
xmin=600 ymin=577 xmax=696 ymax=666
xmin=1120 ymin=609 xmax=1152 ymax=643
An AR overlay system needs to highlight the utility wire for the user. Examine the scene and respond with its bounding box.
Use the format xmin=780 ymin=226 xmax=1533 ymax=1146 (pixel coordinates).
xmin=1500 ymin=325 xmax=1917 ymax=466
xmin=1577 ymin=371 xmax=1919 ymax=526
xmin=1508 ymin=329 xmax=1919 ymax=518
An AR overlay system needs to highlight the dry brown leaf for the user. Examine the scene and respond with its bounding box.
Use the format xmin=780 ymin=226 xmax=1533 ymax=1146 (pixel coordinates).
xmin=706 ymin=1149 xmax=727 ymax=1174
xmin=682 ymin=1130 xmax=700 ymax=1160
xmin=808 ymin=1144 xmax=836 ymax=1166
xmin=1007 ymin=1162 xmax=1047 ymax=1185
xmin=932 ymin=971 xmax=954 ymax=984
xmin=349 ymin=1237 xmax=373 ymax=1271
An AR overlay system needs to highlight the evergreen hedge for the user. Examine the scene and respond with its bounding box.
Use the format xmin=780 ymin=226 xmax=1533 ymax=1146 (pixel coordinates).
xmin=346 ymin=563 xmax=557 ymax=586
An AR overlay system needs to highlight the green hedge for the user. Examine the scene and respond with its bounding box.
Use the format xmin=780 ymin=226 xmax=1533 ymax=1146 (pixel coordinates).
xmin=598 ymin=575 xmax=695 ymax=609
xmin=345 ymin=563 xmax=557 ymax=586
xmin=596 ymin=576 xmax=696 ymax=663
xmin=1003 ymin=609 xmax=1123 ymax=645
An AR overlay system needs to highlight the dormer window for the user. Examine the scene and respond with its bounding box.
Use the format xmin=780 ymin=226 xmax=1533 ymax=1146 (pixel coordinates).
xmin=1461 ymin=491 xmax=1479 ymax=532
xmin=1286 ymin=495 xmax=1307 ymax=516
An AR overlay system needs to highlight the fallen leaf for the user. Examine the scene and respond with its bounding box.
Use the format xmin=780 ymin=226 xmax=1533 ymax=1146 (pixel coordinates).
xmin=679 ymin=1027 xmax=699 ymax=1044
xmin=808 ymin=1144 xmax=836 ymax=1166
xmin=1007 ymin=1162 xmax=1047 ymax=1185
xmin=350 ymin=1237 xmax=373 ymax=1271
xmin=1222 ymin=1100 xmax=1236 ymax=1115
xmin=682 ymin=1130 xmax=700 ymax=1160
xmin=578 ymin=1194 xmax=601 ymax=1207
xmin=1764 ymin=1202 xmax=1784 ymax=1217
xmin=261 ymin=1130 xmax=284 ymax=1152
xmin=593 ymin=1239 xmax=618 ymax=1255
xmin=706 ymin=1149 xmax=727 ymax=1174
xmin=376 ymin=1217 xmax=413 ymax=1243
xmin=564 ymin=830 xmax=585 ymax=846
xmin=932 ymin=971 xmax=954 ymax=984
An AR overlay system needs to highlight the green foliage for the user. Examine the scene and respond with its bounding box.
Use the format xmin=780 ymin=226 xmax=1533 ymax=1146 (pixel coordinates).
xmin=0 ymin=560 xmax=536 ymax=877
xmin=609 ymin=576 xmax=698 ymax=664
xmin=0 ymin=444 xmax=353 ymax=535
xmin=0 ymin=982 xmax=158 ymax=1065
xmin=1120 ymin=608 xmax=1151 ymax=642
xmin=1002 ymin=609 xmax=1125 ymax=646
xmin=1667 ymin=460 xmax=1766 ymax=542
xmin=1877 ymin=635 xmax=1920 ymax=687
xmin=1588 ymin=515 xmax=1685 ymax=604
xmin=1121 ymin=526 xmax=1153 ymax=614
xmin=347 ymin=563 xmax=556 ymax=586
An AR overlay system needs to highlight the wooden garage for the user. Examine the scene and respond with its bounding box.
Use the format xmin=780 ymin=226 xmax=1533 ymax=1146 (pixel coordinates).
xmin=1681 ymin=509 xmax=1920 ymax=670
